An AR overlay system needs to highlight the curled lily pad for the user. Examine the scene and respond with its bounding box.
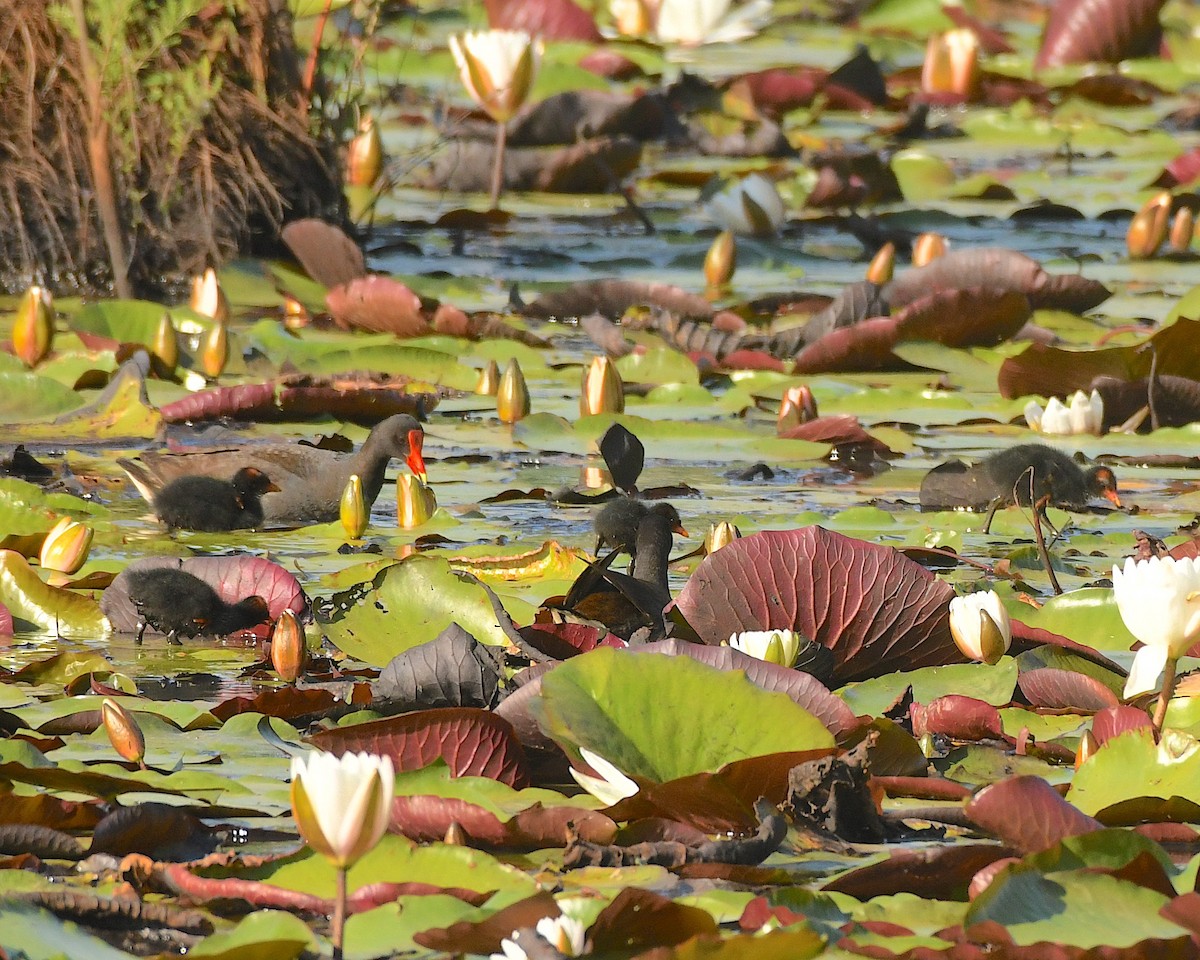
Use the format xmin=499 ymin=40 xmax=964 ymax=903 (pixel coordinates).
xmin=0 ymin=550 xmax=108 ymax=638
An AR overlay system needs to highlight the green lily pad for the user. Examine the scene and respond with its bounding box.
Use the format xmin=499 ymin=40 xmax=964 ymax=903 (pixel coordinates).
xmin=532 ymin=647 xmax=835 ymax=782
xmin=1067 ymin=729 xmax=1200 ymax=817
xmin=0 ymin=550 xmax=109 ymax=638
xmin=838 ymin=660 xmax=1019 ymax=719
xmin=189 ymin=910 xmax=315 ymax=960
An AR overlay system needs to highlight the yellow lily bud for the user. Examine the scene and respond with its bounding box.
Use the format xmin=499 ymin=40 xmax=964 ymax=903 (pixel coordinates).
xmin=190 ymin=267 xmax=230 ymax=324
xmin=271 ymin=610 xmax=307 ymax=683
xmin=290 ymin=750 xmax=394 ymax=869
xmin=347 ymin=114 xmax=384 ymax=188
xmin=580 ymin=465 xmax=607 ymax=489
xmin=1127 ymin=192 xmax=1171 ymax=260
xmin=611 ymin=0 xmax=654 ymax=37
xmin=866 ymin=242 xmax=895 ymax=284
xmin=705 ymin=521 xmax=742 ymax=553
xmin=497 ymin=358 xmax=530 ymax=423
xmin=12 ymin=285 xmax=54 ymax=368
xmin=1169 ymin=207 xmax=1194 ymax=253
xmin=39 ymin=517 xmax=93 ymax=575
xmin=703 ymin=230 xmax=737 ymax=288
xmin=921 ymin=28 xmax=980 ymax=99
xmin=200 ymin=321 xmax=229 ymax=378
xmin=476 ymin=359 xmax=501 ymax=396
xmin=283 ymin=295 xmax=311 ymax=331
xmin=397 ymin=474 xmax=437 ymax=529
xmin=151 ymin=313 xmax=179 ymax=374
xmin=912 ymin=232 xmax=947 ymax=267
xmin=101 ymin=698 xmax=146 ymax=766
xmin=580 ymin=356 xmax=625 ymax=416
xmin=340 ymin=474 xmax=368 ymax=540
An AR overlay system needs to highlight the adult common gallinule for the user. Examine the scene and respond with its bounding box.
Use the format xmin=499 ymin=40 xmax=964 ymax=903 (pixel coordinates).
xmin=153 ymin=467 xmax=279 ymax=532
xmin=920 ymin=443 xmax=1121 ymax=530
xmin=594 ymin=498 xmax=689 ymax=566
xmin=119 ymin=414 xmax=427 ymax=523
xmin=125 ymin=567 xmax=271 ymax=644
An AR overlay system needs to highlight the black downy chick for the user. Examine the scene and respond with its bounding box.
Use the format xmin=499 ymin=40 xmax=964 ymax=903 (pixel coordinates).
xmin=153 ymin=467 xmax=279 ymax=532
xmin=125 ymin=567 xmax=271 ymax=644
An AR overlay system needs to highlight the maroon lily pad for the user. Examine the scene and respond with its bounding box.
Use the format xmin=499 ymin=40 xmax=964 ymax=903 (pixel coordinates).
xmin=792 ymin=315 xmax=901 ymax=374
xmin=778 ymin=414 xmax=891 ymax=455
xmin=1035 ymin=0 xmax=1166 ymax=69
xmin=1091 ymin=705 xmax=1154 ymax=746
xmin=589 ymin=887 xmax=719 ymax=954
xmin=307 ymin=707 xmax=531 ymax=788
xmin=604 ymin=749 xmax=835 ymax=834
xmin=894 ymin=288 xmax=1031 ymax=348
xmin=281 ymin=218 xmax=366 ymax=287
xmin=823 ymin=844 xmax=1013 ymax=900
xmin=159 ymin=382 xmax=278 ymax=424
xmin=484 ymin=0 xmax=602 ymax=41
xmin=524 ymin=279 xmax=713 ymax=321
xmin=674 ymin=527 xmax=960 ymax=684
xmin=1017 ymin=668 xmax=1120 ymax=711
xmin=414 ymin=892 xmax=561 ymax=954
xmin=885 ymin=247 xmax=1110 ymax=314
xmin=325 ymin=275 xmax=431 ymax=337
xmin=211 ymin=688 xmax=339 ymax=722
xmin=1154 ymin=146 xmax=1200 ymax=189
xmin=966 ymin=775 xmax=1102 ymax=854
xmin=390 ymin=794 xmax=617 ymax=849
xmin=998 ymin=318 xmax=1200 ymax=399
xmin=100 ymin=556 xmax=307 ymax=635
xmin=911 ymin=696 xmax=1008 ymax=743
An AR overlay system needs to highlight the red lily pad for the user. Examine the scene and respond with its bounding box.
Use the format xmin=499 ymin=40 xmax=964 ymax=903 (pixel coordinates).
xmin=911 ymin=696 xmax=1008 ymax=743
xmin=484 ymin=0 xmax=602 ymax=41
xmin=325 ymin=275 xmax=431 ymax=337
xmin=159 ymin=382 xmax=278 ymax=423
xmin=307 ymin=707 xmax=531 ymax=788
xmin=1017 ymin=669 xmax=1120 ymax=711
xmin=589 ymin=887 xmax=719 ymax=954
xmin=966 ymin=776 xmax=1102 ymax=854
xmin=1091 ymin=705 xmax=1154 ymax=746
xmin=390 ymin=794 xmax=617 ymax=848
xmin=823 ymin=844 xmax=1013 ymax=901
xmin=674 ymin=527 xmax=960 ymax=684
xmin=281 ymin=218 xmax=367 ymax=287
xmin=1035 ymin=0 xmax=1166 ymax=69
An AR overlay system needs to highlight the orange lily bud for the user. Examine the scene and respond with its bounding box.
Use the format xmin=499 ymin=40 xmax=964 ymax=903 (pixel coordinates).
xmin=151 ymin=313 xmax=179 ymax=373
xmin=867 ymin=242 xmax=895 ymax=284
xmin=39 ymin=517 xmax=93 ymax=575
xmin=497 ymin=358 xmax=530 ymax=423
xmin=1127 ymin=192 xmax=1171 ymax=260
xmin=476 ymin=359 xmax=501 ymax=396
xmin=1075 ymin=729 xmax=1098 ymax=769
xmin=200 ymin=321 xmax=229 ymax=378
xmin=101 ymin=698 xmax=146 ymax=766
xmin=777 ymin=384 xmax=818 ymax=433
xmin=704 ymin=230 xmax=737 ymax=288
xmin=912 ymin=232 xmax=947 ymax=267
xmin=340 ymin=474 xmax=368 ymax=540
xmin=580 ymin=356 xmax=624 ymax=416
xmin=1169 ymin=207 xmax=1194 ymax=253
xmin=921 ymin=29 xmax=980 ymax=99
xmin=12 ymin=285 xmax=54 ymax=368
xmin=271 ymin=610 xmax=306 ymax=682
xmin=347 ymin=114 xmax=384 ymax=188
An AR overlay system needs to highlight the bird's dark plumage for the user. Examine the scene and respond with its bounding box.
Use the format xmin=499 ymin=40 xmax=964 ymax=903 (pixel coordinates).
xmin=153 ymin=467 xmax=279 ymax=532
xmin=125 ymin=567 xmax=271 ymax=644
xmin=920 ymin=443 xmax=1121 ymax=522
xmin=594 ymin=498 xmax=688 ymax=565
xmin=120 ymin=414 xmax=426 ymax=523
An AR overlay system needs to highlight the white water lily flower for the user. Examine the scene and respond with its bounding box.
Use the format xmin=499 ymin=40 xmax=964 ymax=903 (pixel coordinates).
xmin=704 ymin=173 xmax=786 ymax=236
xmin=448 ymin=30 xmax=543 ymax=123
xmin=1113 ymin=556 xmax=1200 ymax=697
xmin=536 ymin=915 xmax=587 ymax=956
xmin=948 ymin=591 xmax=1011 ymax=665
xmin=290 ymin=750 xmax=394 ymax=868
xmin=1024 ymin=390 xmax=1103 ymax=436
xmin=727 ymin=628 xmax=801 ymax=667
xmin=654 ymin=0 xmax=772 ymax=45
xmin=570 ymin=746 xmax=639 ymax=806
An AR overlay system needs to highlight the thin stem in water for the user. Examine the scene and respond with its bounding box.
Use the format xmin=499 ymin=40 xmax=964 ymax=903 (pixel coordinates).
xmin=332 ymin=864 xmax=348 ymax=960
xmin=1152 ymin=656 xmax=1177 ymax=740
xmin=489 ymin=120 xmax=507 ymax=210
